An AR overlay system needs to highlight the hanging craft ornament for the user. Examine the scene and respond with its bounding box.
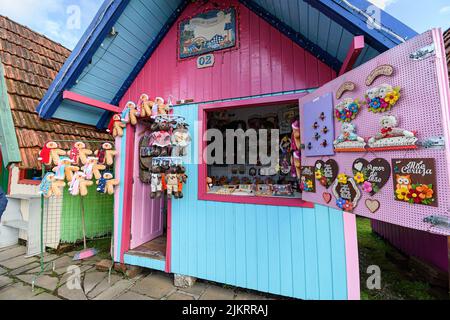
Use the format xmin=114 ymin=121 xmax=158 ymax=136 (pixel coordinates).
xmin=322 ymin=192 xmax=332 ymax=204
xmin=39 ymin=173 xmax=65 ymax=198
xmin=366 ymin=65 xmax=394 ymax=86
xmin=108 ymin=114 xmax=126 ymax=138
xmin=121 ymin=101 xmax=139 ymax=126
xmin=335 ymin=98 xmax=361 ymax=123
xmin=171 ymin=122 xmax=192 ymax=157
xmin=96 ymin=171 xmax=119 ymax=195
xmin=94 ymin=142 xmax=116 ymax=166
xmin=52 ymin=156 xmax=79 ymax=181
xmin=68 ymin=141 xmax=93 ymax=165
xmin=392 ymin=158 xmax=437 ymax=207
xmin=138 ymin=94 xmax=154 ymax=118
xmin=336 ymin=81 xmax=356 ymax=99
xmin=365 ymin=199 xmax=381 ymax=213
xmin=279 ymin=135 xmax=292 ymax=176
xmin=334 ymin=123 xmax=366 ymax=152
xmin=332 ymin=173 xmax=361 ymax=213
xmin=69 ymin=172 xmax=93 ymax=197
xmin=38 ymin=141 xmax=66 ymax=166
xmin=300 ymin=166 xmax=316 ymax=193
xmin=365 ymin=83 xmax=401 ymax=113
xmin=352 ymin=158 xmax=391 ymax=195
xmin=314 ymin=159 xmax=339 ymax=189
xmin=368 ymin=115 xmax=417 ymax=150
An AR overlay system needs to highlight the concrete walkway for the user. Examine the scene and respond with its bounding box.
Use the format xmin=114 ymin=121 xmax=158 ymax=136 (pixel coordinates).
xmin=0 ymin=245 xmax=273 ymax=300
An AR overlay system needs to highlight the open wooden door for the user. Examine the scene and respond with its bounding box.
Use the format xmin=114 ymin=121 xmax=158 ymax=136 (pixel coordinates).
xmin=299 ymin=29 xmax=450 ymax=236
xmin=130 ymin=123 xmax=164 ymax=249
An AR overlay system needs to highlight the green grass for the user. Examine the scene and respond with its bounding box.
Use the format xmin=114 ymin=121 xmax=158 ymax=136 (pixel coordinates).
xmin=357 ymin=217 xmax=447 ymax=300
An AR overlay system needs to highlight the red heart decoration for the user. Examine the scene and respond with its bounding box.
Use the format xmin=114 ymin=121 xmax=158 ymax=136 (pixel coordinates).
xmin=323 ymin=192 xmax=332 ymax=204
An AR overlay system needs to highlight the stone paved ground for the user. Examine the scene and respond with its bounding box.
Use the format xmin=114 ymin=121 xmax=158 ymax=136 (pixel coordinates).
xmin=0 ymin=245 xmax=274 ymax=300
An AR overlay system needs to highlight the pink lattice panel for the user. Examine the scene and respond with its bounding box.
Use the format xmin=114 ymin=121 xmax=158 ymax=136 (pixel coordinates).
xmin=300 ymin=30 xmax=450 ymax=236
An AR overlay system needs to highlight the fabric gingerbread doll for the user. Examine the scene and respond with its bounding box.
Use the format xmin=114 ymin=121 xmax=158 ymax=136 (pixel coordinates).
xmin=68 ymin=141 xmax=93 ymax=165
xmin=82 ymin=157 xmax=106 ymax=180
xmin=150 ymin=166 xmax=163 ymax=199
xmin=38 ymin=141 xmax=66 ymax=166
xmin=165 ymin=166 xmax=179 ymax=199
xmin=95 ymin=142 xmax=116 ymax=166
xmin=155 ymin=97 xmax=170 ymax=115
xmin=39 ymin=173 xmax=65 ymax=198
xmin=171 ymin=123 xmax=191 ymax=157
xmin=121 ymin=101 xmax=138 ymax=126
xmin=69 ymin=172 xmax=93 ymax=197
xmin=52 ymin=156 xmax=79 ymax=181
xmin=108 ymin=114 xmax=126 ymax=138
xmin=138 ymin=94 xmax=154 ymax=118
xmin=96 ymin=171 xmax=119 ymax=195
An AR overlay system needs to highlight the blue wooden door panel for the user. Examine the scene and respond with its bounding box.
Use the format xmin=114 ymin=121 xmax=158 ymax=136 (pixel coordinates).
xmin=170 ymin=104 xmax=349 ymax=300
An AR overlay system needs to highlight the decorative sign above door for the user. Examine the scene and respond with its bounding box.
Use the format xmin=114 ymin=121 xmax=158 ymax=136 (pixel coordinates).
xmin=179 ymin=8 xmax=237 ymax=59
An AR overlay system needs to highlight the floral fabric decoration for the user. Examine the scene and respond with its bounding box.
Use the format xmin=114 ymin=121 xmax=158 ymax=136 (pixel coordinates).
xmin=335 ymin=98 xmax=361 ymax=123
xmin=365 ymin=84 xmax=401 ymax=113
xmin=337 ymin=173 xmax=348 ymax=185
xmin=301 ymin=179 xmax=314 ymax=192
xmin=395 ymin=184 xmax=435 ymax=206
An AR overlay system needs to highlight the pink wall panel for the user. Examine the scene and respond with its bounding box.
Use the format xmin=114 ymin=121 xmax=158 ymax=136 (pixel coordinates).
xmin=371 ymin=220 xmax=448 ymax=273
xmin=119 ymin=0 xmax=336 ymax=107
xmin=301 ymin=30 xmax=450 ymax=236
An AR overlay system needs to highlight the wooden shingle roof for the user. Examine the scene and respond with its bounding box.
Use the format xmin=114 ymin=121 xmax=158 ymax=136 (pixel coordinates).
xmin=0 ymin=15 xmax=111 ymax=169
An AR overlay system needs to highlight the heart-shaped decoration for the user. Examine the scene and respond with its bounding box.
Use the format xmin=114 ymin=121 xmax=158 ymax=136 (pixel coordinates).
xmin=352 ymin=158 xmax=391 ymax=195
xmin=315 ymin=159 xmax=339 ymax=189
xmin=354 ymin=162 xmax=364 ymax=172
xmin=323 ymin=192 xmax=332 ymax=204
xmin=365 ymin=199 xmax=380 ymax=213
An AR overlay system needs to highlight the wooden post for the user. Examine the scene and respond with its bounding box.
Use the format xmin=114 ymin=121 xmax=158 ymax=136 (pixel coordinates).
xmin=339 ymin=36 xmax=365 ymax=76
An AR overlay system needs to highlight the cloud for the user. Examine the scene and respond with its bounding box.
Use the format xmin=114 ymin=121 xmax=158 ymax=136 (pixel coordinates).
xmin=440 ymin=6 xmax=450 ymax=14
xmin=0 ymin=0 xmax=102 ymax=49
xmin=367 ymin=0 xmax=397 ymax=10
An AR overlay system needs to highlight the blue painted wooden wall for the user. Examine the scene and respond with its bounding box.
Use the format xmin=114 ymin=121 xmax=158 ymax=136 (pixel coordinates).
xmin=170 ymin=104 xmax=349 ymax=300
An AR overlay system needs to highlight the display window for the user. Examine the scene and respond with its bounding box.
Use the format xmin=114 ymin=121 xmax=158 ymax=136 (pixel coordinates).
xmin=198 ymin=95 xmax=314 ymax=208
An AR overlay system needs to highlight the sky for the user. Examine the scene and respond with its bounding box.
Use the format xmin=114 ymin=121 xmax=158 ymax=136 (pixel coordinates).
xmin=0 ymin=0 xmax=448 ymax=50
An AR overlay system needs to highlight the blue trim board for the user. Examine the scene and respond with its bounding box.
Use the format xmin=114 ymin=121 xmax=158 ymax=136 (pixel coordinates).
xmin=305 ymin=0 xmax=418 ymax=52
xmin=96 ymin=0 xmax=190 ymax=129
xmin=36 ymin=0 xmax=131 ymax=119
xmin=240 ymin=0 xmax=342 ymax=72
xmin=124 ymin=254 xmax=166 ymax=272
xmin=114 ymin=127 xmax=127 ymax=262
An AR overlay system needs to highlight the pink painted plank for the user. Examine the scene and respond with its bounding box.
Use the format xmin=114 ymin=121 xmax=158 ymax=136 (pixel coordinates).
xmin=113 ymin=135 xmax=122 ymax=262
xmin=63 ymin=90 xmax=120 ymax=112
xmin=343 ymin=212 xmax=361 ymax=300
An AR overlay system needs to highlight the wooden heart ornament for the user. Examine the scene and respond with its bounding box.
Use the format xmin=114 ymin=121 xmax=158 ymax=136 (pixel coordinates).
xmin=332 ymin=174 xmax=361 ymax=213
xmin=323 ymin=192 xmax=332 ymax=204
xmin=365 ymin=199 xmax=380 ymax=213
xmin=352 ymin=158 xmax=391 ymax=195
xmin=315 ymin=159 xmax=339 ymax=189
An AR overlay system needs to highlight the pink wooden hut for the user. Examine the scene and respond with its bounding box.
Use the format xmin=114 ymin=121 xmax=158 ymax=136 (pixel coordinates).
xmin=36 ymin=0 xmax=450 ymax=299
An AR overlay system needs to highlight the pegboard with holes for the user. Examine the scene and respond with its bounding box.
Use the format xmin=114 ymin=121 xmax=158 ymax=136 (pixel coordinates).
xmin=300 ymin=30 xmax=450 ymax=236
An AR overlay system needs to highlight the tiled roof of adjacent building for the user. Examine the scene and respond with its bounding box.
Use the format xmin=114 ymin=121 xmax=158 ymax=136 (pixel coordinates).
xmin=0 ymin=15 xmax=112 ymax=169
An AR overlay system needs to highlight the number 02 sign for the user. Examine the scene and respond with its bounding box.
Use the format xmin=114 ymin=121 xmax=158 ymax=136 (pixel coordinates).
xmin=197 ymin=54 xmax=215 ymax=69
